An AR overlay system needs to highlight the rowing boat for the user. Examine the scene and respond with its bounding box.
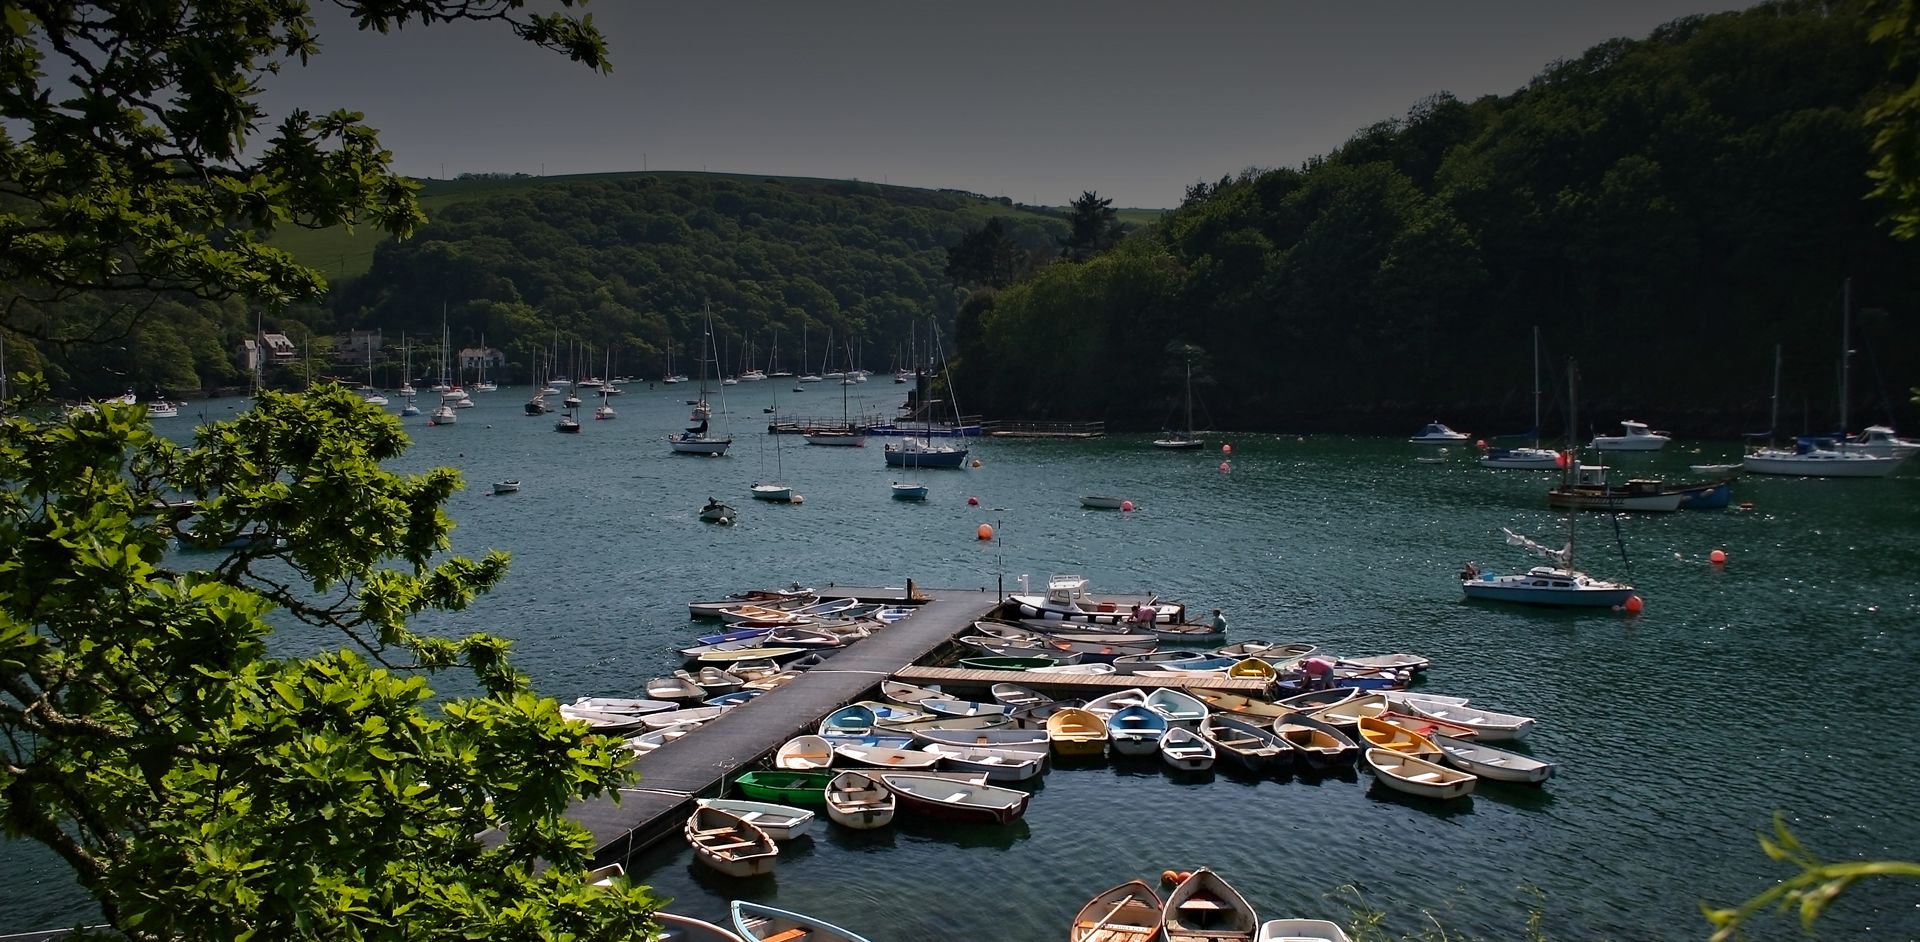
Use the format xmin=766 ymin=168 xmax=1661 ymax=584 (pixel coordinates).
xmin=1071 ymin=880 xmax=1164 ymax=942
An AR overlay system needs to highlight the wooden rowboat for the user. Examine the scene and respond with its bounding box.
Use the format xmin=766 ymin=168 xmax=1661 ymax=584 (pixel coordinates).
xmin=824 ymin=770 xmax=894 ymax=829
xmin=1162 ymin=868 xmax=1258 ymax=942
xmin=1192 ymin=688 xmax=1292 ymax=721
xmin=1107 ymin=704 xmax=1170 ymax=756
xmin=571 ymin=696 xmax=677 ymax=716
xmin=774 ymin=735 xmax=834 ymax=770
xmin=919 ymin=742 xmax=1046 ymax=782
xmin=1276 ymin=687 xmax=1356 ymax=712
xmin=693 ymin=798 xmax=815 ymax=841
xmin=919 ymin=697 xmax=1016 ymax=720
xmin=1071 ymin=879 xmax=1164 ymax=942
xmin=1270 ymin=710 xmax=1360 ymax=769
xmin=683 ymin=805 xmax=777 ymax=878
xmin=879 ymin=772 xmax=1030 ymax=824
xmin=1083 ymin=687 xmax=1152 ymax=719
xmin=1433 ymin=734 xmax=1555 ymax=784
xmin=1046 ymin=707 xmax=1110 ymax=757
xmin=731 ymin=901 xmax=873 ymax=942
xmin=1203 ymin=714 xmax=1293 ymax=773
xmin=818 ymin=704 xmax=876 ymax=738
xmin=1365 ymin=747 xmax=1477 ymax=800
xmin=645 ymin=676 xmax=707 ymax=701
xmin=1404 ymin=699 xmax=1536 ymax=741
xmin=957 ymin=656 xmax=1061 ymax=671
xmin=1355 ymin=715 xmax=1441 ymax=758
xmin=1309 ymin=693 xmax=1389 ymax=729
xmin=990 ymin=682 xmax=1050 ymax=708
xmin=655 ymin=911 xmax=749 ymax=942
xmin=1379 ymin=710 xmax=1480 ymax=742
xmin=641 ymin=705 xmax=729 ymax=730
xmin=1143 ymin=688 xmax=1209 ymax=728
xmin=880 ymin=679 xmax=944 ymax=705
xmin=909 ymin=726 xmax=1052 ymax=754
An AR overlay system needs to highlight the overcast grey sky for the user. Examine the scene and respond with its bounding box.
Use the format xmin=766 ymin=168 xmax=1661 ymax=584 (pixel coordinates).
xmin=262 ymin=1 xmax=1756 ymax=208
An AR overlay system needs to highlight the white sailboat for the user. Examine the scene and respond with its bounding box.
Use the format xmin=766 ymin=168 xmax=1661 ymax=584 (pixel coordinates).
xmin=1461 ymin=361 xmax=1638 ymax=608
xmin=1745 ymin=281 xmax=1904 ymax=478
xmin=399 ymin=334 xmax=420 ymax=416
xmin=1480 ymin=326 xmax=1561 ymax=469
xmin=360 ymin=340 xmax=388 ymax=407
xmin=594 ymin=350 xmax=617 ymax=420
xmin=751 ymin=383 xmax=795 ymax=502
xmin=668 ymin=306 xmax=733 ymax=455
xmin=805 ymin=339 xmax=865 ymax=446
xmin=473 ymin=333 xmax=497 ymax=392
xmin=1153 ymin=349 xmax=1204 ymax=450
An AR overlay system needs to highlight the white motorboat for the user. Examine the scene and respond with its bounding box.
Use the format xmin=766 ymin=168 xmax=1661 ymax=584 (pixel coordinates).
xmin=146 ymin=399 xmax=181 ymax=418
xmin=1408 ymin=421 xmax=1469 ymax=444
xmin=428 ymin=402 xmax=457 ymax=426
xmin=1461 ymin=561 xmax=1636 ymax=608
xmin=1478 ymin=446 xmax=1560 ymax=469
xmin=1847 ymin=425 xmax=1920 ymax=458
xmin=1590 ymin=419 xmax=1671 ymax=451
xmin=1433 ymin=734 xmax=1556 ymax=784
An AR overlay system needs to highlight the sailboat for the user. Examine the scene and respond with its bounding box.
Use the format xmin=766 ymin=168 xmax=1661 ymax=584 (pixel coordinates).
xmin=883 ymin=323 xmax=970 ymax=469
xmin=400 ymin=334 xmax=420 ymax=417
xmin=594 ymin=350 xmax=617 ymax=420
xmin=751 ymin=378 xmax=796 ymax=502
xmin=798 ymin=324 xmax=822 ymax=384
xmin=1480 ymin=326 xmax=1561 ymax=469
xmin=668 ymin=306 xmax=733 ymax=455
xmin=1744 ymin=280 xmax=1904 ymax=477
xmin=1460 ymin=360 xmax=1638 ymax=607
xmin=473 ymin=334 xmax=497 ymax=392
xmin=1152 ymin=351 xmax=1204 ymax=450
xmin=805 ymin=340 xmax=865 ymax=446
xmin=360 ymin=340 xmax=389 ymax=406
xmin=767 ymin=329 xmax=792 ymax=378
xmin=429 ymin=315 xmax=459 ymax=425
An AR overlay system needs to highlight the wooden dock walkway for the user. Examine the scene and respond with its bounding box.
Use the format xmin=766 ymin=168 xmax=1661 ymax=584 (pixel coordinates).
xmin=568 ymin=587 xmax=1002 ymax=866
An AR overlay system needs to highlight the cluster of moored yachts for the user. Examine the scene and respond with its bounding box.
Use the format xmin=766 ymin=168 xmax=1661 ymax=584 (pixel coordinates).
xmin=546 ymin=584 xmax=1555 ymax=942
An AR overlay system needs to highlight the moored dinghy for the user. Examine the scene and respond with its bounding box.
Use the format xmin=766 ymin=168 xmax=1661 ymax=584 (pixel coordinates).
xmin=693 ymin=798 xmax=815 ymax=841
xmin=1162 ymin=868 xmax=1259 ymax=942
xmin=818 ymin=704 xmax=877 ymax=738
xmin=1434 ymin=734 xmax=1556 ymax=784
xmin=880 ymin=679 xmax=944 ymax=705
xmin=731 ymin=901 xmax=874 ymax=942
xmin=910 ymin=726 xmax=1053 ymax=754
xmin=824 ymin=770 xmax=894 ymax=829
xmin=1084 ymin=687 xmax=1152 ymax=719
xmin=683 ymin=805 xmax=778 ymax=877
xmin=1144 ymin=687 xmax=1210 ymax=728
xmin=1256 ymin=919 xmax=1352 ymax=942
xmin=657 ymin=911 xmax=750 ymax=942
xmin=642 ymin=705 xmax=730 ymax=730
xmin=646 ymin=676 xmax=708 ymax=702
xmin=1269 ymin=710 xmax=1360 ymax=769
xmin=1356 ymin=715 xmax=1442 ymax=758
xmin=1203 ymin=714 xmax=1293 ymax=774
xmin=1106 ymin=704 xmax=1170 ymax=756
xmin=1047 ymin=706 xmax=1110 ymax=757
xmin=775 ymin=735 xmax=834 ymax=770
xmin=1309 ymin=693 xmax=1389 ymax=730
xmin=918 ymin=742 xmax=1046 ymax=782
xmin=1071 ymin=879 xmax=1165 ymax=942
xmin=832 ymin=742 xmax=942 ymax=770
xmin=1159 ymin=726 xmax=1217 ymax=772
xmin=1404 ymin=699 xmax=1536 ymax=741
xmin=879 ymin=772 xmax=1030 ymax=824
xmin=733 ymin=769 xmax=834 ymax=805
xmin=1365 ymin=747 xmax=1478 ymax=800
xmin=990 ymin=682 xmax=1051 ymax=708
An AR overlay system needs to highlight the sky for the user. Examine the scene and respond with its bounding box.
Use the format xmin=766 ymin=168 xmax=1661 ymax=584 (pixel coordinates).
xmin=261 ymin=1 xmax=1758 ymax=209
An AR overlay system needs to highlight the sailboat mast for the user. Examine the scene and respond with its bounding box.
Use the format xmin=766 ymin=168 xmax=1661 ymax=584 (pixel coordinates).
xmin=1769 ymin=343 xmax=1782 ymax=442
xmin=1839 ymin=277 xmax=1851 ymax=437
xmin=1566 ymin=358 xmax=1579 ymax=568
xmin=1183 ymin=352 xmax=1194 ymax=436
xmin=1531 ymin=325 xmax=1541 ymax=448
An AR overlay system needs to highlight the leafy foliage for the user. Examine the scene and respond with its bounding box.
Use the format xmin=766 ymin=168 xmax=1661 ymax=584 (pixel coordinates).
xmin=1060 ymin=191 xmax=1128 ymax=261
xmin=1702 ymin=814 xmax=1920 ymax=941
xmin=1867 ymin=0 xmax=1920 ymax=237
xmin=0 ymin=384 xmax=658 ymax=940
xmin=956 ymin=0 xmax=1920 ymax=434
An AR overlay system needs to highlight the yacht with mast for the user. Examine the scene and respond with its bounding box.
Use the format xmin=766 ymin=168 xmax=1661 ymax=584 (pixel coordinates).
xmin=668 ymin=307 xmax=733 ymax=455
xmin=1480 ymin=326 xmax=1561 ymax=469
xmin=1744 ymin=280 xmax=1904 ymax=477
xmin=1152 ymin=349 xmax=1204 ymax=450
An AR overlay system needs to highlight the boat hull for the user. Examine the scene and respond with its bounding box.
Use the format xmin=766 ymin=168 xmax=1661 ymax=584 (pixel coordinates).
xmin=1460 ymin=576 xmax=1635 ymax=608
xmin=879 ymin=773 xmax=1029 ymax=824
xmin=883 ymin=444 xmax=970 ymax=467
xmin=1743 ymin=452 xmax=1902 ymax=477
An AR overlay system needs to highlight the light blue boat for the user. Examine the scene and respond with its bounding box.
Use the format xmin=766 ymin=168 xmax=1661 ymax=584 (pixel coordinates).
xmin=732 ymin=901 xmax=873 ymax=942
xmin=694 ymin=626 xmax=775 ymax=646
xmin=704 ymin=689 xmax=764 ymax=708
xmin=1107 ymin=704 xmax=1170 ymax=756
xmin=817 ymin=704 xmax=877 ymax=738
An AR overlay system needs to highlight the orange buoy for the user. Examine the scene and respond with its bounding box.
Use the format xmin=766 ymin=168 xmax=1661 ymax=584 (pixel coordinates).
xmin=1623 ymin=595 xmax=1645 ymax=614
xmin=1709 ymin=549 xmax=1727 ymax=564
xmin=971 ymin=458 xmax=982 ymax=468
xmin=1176 ymin=871 xmax=1193 ymax=883
xmin=976 ymin=523 xmax=993 ymax=541
xmin=1161 ymin=870 xmax=1178 ymax=884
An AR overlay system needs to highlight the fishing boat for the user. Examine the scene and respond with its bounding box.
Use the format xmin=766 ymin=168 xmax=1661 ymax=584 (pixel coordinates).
xmin=1046 ymin=707 xmax=1110 ymax=757
xmin=1355 ymin=715 xmax=1442 ymax=758
xmin=1591 ymin=419 xmax=1672 ymax=451
xmin=1256 ymin=920 xmax=1352 ymax=942
xmin=823 ymin=770 xmax=895 ymax=829
xmin=891 ymin=481 xmax=929 ymax=500
xmin=879 ymin=772 xmax=1030 ymax=824
xmin=832 ymin=742 xmax=942 ymax=770
xmin=1270 ymin=711 xmax=1360 ymax=769
xmin=693 ymin=798 xmax=815 ymax=841
xmin=1107 ymin=704 xmax=1170 ymax=756
xmin=1154 ymin=350 xmax=1206 ymax=449
xmin=1071 ymin=880 xmax=1164 ymax=942
xmin=733 ymin=769 xmax=833 ymax=805
xmin=1403 ymin=699 xmax=1536 ymax=741
xmin=1433 ymin=734 xmax=1556 ymax=784
xmin=1203 ymin=714 xmax=1292 ymax=773
xmin=1009 ymin=575 xmax=1186 ymax=624
xmin=1364 ymin=748 xmax=1477 ymax=800
xmin=1162 ymin=868 xmax=1259 ymax=942
xmin=1546 ymin=464 xmax=1687 ymax=512
xmin=774 ymin=735 xmax=835 ymax=770
xmin=1158 ymin=726 xmax=1217 ymax=772
xmin=1143 ymin=688 xmax=1209 ymax=728
xmin=731 ymin=901 xmax=874 ymax=942
xmin=683 ymin=805 xmax=778 ymax=877
xmin=1408 ymin=421 xmax=1470 ymax=444
xmin=918 ymin=742 xmax=1046 ymax=782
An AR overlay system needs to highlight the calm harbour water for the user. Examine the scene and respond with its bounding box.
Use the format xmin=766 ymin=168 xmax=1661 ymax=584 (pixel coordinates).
xmin=5 ymin=382 xmax=1918 ymax=940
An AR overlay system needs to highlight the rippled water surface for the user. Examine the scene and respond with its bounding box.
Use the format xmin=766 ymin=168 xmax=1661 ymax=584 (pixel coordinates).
xmin=5 ymin=385 xmax=1918 ymax=939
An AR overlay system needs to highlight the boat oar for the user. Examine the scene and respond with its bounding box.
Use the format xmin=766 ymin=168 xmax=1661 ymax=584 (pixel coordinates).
xmin=1081 ymin=896 xmax=1134 ymax=940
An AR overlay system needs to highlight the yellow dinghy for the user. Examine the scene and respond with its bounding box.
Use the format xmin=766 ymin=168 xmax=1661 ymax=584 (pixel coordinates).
xmin=1356 ymin=715 xmax=1442 ymax=759
xmin=1047 ymin=707 xmax=1110 ymax=757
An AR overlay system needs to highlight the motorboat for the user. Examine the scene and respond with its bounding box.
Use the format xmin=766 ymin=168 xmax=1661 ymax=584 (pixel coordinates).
xmin=1590 ymin=419 xmax=1671 ymax=451
xmin=1408 ymin=421 xmax=1470 ymax=444
xmin=1479 ymin=446 xmax=1561 ymax=469
xmin=1461 ymin=563 xmax=1636 ymax=608
xmin=1847 ymin=425 xmax=1920 ymax=458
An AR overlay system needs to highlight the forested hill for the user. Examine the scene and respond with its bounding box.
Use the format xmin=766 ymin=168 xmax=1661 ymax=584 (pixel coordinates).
xmin=328 ymin=176 xmax=1069 ymax=378
xmin=955 ymin=0 xmax=1920 ymax=437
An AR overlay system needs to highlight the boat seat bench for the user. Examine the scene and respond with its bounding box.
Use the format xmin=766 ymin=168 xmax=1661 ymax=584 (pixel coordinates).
xmin=760 ymin=930 xmax=810 ymax=942
xmin=702 ymin=838 xmax=758 ymax=851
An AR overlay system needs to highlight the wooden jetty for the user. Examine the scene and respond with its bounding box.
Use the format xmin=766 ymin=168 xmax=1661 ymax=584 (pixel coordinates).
xmin=985 ymin=419 xmax=1106 ymax=439
xmin=567 ymin=587 xmax=1004 ymax=865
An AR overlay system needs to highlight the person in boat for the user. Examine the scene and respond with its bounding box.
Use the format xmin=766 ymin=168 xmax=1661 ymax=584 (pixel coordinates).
xmin=1211 ymin=608 xmax=1228 ymax=632
xmin=1302 ymin=656 xmax=1336 ymax=691
xmin=1459 ymin=561 xmax=1480 ymax=581
xmin=702 ymin=496 xmax=722 ymax=513
xmin=1131 ymin=600 xmax=1156 ymax=627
